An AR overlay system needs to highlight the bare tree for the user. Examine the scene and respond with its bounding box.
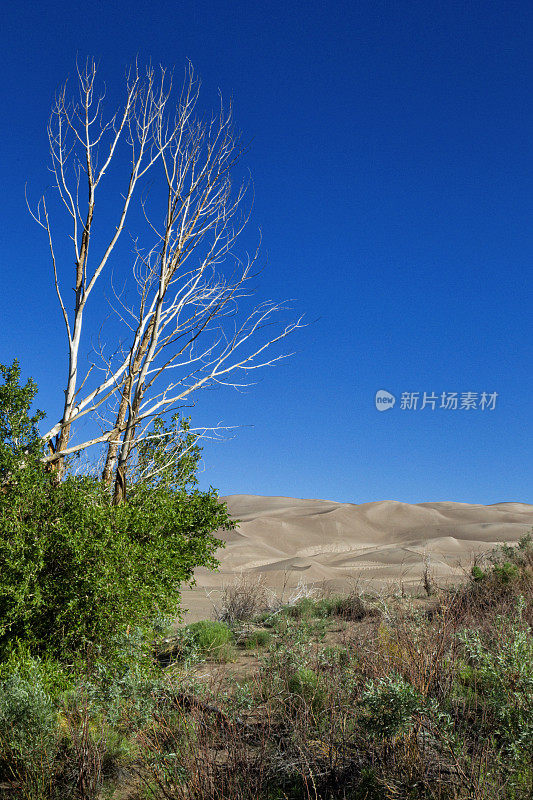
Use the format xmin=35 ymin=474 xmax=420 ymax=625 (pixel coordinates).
xmin=30 ymin=60 xmax=302 ymax=498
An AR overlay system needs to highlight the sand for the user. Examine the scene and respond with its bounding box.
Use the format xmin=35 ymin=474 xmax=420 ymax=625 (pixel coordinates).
xmin=180 ymin=495 xmax=533 ymax=621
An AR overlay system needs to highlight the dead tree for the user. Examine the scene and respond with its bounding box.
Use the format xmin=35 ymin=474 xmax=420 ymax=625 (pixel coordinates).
xmin=30 ymin=60 xmax=302 ymax=494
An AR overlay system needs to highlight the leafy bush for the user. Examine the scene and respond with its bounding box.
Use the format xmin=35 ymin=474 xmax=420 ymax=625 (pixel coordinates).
xmin=0 ymin=469 xmax=232 ymax=658
xmin=360 ymin=674 xmax=425 ymax=740
xmin=132 ymin=413 xmax=202 ymax=493
xmin=0 ymin=359 xmax=45 ymax=482
xmin=0 ymin=362 xmax=235 ymax=660
xmin=84 ymin=628 xmax=164 ymax=727
xmin=322 ymin=593 xmax=370 ymax=620
xmin=317 ymin=644 xmax=350 ymax=669
xmin=0 ymin=653 xmax=60 ymax=789
xmin=455 ymin=607 xmax=533 ymax=767
xmin=471 ymin=535 xmax=533 ymax=592
xmin=284 ymin=597 xmax=320 ymax=619
xmin=282 ymin=592 xmax=373 ymax=622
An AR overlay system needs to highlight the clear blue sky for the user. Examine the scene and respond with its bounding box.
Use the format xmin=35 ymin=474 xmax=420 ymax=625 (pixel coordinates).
xmin=1 ymin=0 xmax=532 ymax=505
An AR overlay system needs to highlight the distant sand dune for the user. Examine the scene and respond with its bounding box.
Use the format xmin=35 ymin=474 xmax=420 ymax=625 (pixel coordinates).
xmin=190 ymin=495 xmax=533 ymax=597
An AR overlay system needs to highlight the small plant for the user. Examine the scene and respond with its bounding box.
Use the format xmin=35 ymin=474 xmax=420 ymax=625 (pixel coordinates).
xmin=317 ymin=645 xmax=350 ymax=669
xmin=455 ymin=607 xmax=533 ymax=769
xmin=325 ymin=592 xmax=370 ymax=621
xmin=287 ymin=667 xmax=324 ymax=710
xmin=360 ymin=674 xmax=424 ymax=740
xmin=244 ymin=629 xmax=272 ymax=650
xmin=471 ymin=564 xmax=486 ymax=582
xmin=284 ymin=596 xmax=320 ymax=619
xmin=185 ymin=621 xmax=235 ymax=662
xmin=0 ymin=654 xmax=60 ymax=794
xmin=214 ymin=574 xmax=267 ymax=624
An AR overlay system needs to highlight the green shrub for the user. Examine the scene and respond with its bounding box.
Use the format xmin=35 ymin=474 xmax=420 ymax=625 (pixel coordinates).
xmin=253 ymin=610 xmax=277 ymax=627
xmin=283 ymin=593 xmax=371 ymax=621
xmin=455 ymin=609 xmax=533 ymax=768
xmin=85 ymin=627 xmax=164 ymax=726
xmin=324 ymin=593 xmax=368 ymax=620
xmin=285 ymin=597 xmax=319 ymax=619
xmin=317 ymin=645 xmax=350 ymax=668
xmin=185 ymin=621 xmax=235 ymax=661
xmin=0 ymin=654 xmax=60 ymax=788
xmin=287 ymin=667 xmax=324 ymax=710
xmin=0 ymin=364 xmax=234 ymax=660
xmin=0 ymin=359 xmax=45 ymax=482
xmin=471 ymin=564 xmax=486 ymax=582
xmin=244 ymin=629 xmax=272 ymax=649
xmin=360 ymin=675 xmax=424 ymax=740
xmin=0 ymin=469 xmax=232 ymax=659
xmin=493 ymin=562 xmax=521 ymax=584
xmin=458 ymin=534 xmax=533 ymax=626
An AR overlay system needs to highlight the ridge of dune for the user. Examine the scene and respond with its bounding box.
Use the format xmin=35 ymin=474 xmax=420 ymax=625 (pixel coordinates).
xmin=181 ymin=495 xmax=532 ymax=619
xmin=192 ymin=495 xmax=533 ymax=590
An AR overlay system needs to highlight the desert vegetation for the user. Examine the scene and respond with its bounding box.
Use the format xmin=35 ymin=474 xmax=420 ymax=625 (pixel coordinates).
xmin=1 ymin=365 xmax=532 ymax=800
xmin=1 ymin=361 xmax=532 ymax=799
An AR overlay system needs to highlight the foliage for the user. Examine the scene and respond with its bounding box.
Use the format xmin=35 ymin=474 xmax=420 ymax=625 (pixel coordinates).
xmin=185 ymin=620 xmax=235 ymax=661
xmin=0 ymin=581 xmax=533 ymax=799
xmin=0 ymin=652 xmax=60 ymax=790
xmin=132 ymin=413 xmax=202 ymax=493
xmin=0 ymin=360 xmax=234 ymax=659
xmin=84 ymin=627 xmax=165 ymax=727
xmin=244 ymin=629 xmax=272 ymax=649
xmin=0 ymin=359 xmax=44 ymax=481
xmin=287 ymin=667 xmax=324 ymax=710
xmin=478 ymin=534 xmax=533 ymax=588
xmin=281 ymin=592 xmax=373 ymax=622
xmin=360 ymin=674 xmax=424 ymax=739
xmin=0 ymin=465 xmax=233 ymax=658
xmin=455 ymin=606 xmax=533 ymax=766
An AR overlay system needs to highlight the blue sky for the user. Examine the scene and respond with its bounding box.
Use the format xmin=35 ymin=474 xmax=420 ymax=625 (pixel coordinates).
xmin=1 ymin=0 xmax=532 ymax=504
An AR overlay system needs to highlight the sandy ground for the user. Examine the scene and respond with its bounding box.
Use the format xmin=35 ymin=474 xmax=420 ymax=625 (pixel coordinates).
xmin=179 ymin=494 xmax=533 ymax=621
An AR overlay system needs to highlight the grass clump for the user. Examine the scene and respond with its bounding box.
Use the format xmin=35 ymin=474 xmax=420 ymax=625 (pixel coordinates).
xmin=280 ymin=591 xmax=375 ymax=623
xmin=185 ymin=620 xmax=235 ymax=662
xmin=243 ymin=629 xmax=272 ymax=650
xmin=287 ymin=667 xmax=324 ymax=710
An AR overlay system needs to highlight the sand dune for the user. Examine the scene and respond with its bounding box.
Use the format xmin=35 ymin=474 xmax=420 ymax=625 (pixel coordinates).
xmin=191 ymin=495 xmax=533 ymax=595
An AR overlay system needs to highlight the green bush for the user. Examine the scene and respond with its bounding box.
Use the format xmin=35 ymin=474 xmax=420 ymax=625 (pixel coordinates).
xmin=287 ymin=667 xmax=324 ymax=710
xmin=481 ymin=534 xmax=533 ymax=590
xmin=0 ymin=468 xmax=232 ymax=659
xmin=185 ymin=620 xmax=234 ymax=661
xmin=0 ymin=360 xmax=45 ymax=482
xmin=360 ymin=675 xmax=424 ymax=740
xmin=244 ymin=629 xmax=272 ymax=649
xmin=284 ymin=597 xmax=320 ymax=619
xmin=455 ymin=609 xmax=533 ymax=768
xmin=317 ymin=645 xmax=350 ymax=668
xmin=323 ymin=593 xmax=368 ymax=620
xmin=85 ymin=627 xmax=165 ymax=726
xmin=0 ymin=362 xmax=235 ymax=661
xmin=283 ymin=593 xmax=371 ymax=622
xmin=0 ymin=654 xmax=60 ymax=788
